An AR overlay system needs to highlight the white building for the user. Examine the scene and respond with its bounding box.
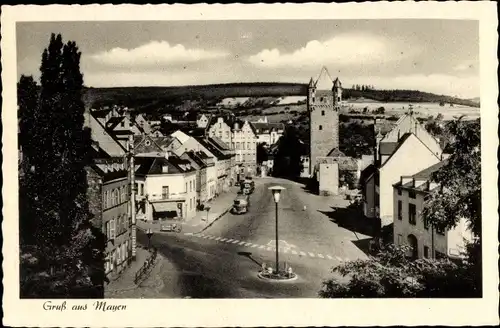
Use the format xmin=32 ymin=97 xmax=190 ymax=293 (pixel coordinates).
xmin=251 ymin=120 xmax=285 ymax=146
xmin=135 ymin=155 xmax=197 ymax=221
xmin=393 ymin=161 xmax=474 ymax=260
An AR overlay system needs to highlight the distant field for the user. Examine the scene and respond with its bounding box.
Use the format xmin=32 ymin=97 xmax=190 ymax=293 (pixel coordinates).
xmin=346 ymin=102 xmax=480 ymax=120
xmin=262 ymin=104 xmax=307 ymax=114
xmin=275 ymin=96 xmax=306 ymax=105
xmin=244 ymin=113 xmax=298 ymax=123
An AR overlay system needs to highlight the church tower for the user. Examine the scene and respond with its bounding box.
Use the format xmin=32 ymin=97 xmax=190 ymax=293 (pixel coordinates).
xmin=308 ymin=67 xmax=341 ymax=176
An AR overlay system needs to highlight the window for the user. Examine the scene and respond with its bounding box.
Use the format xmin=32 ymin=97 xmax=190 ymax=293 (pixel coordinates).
xmin=397 ymin=188 xmax=402 ymax=195
xmin=110 ymin=219 xmax=115 ymax=240
xmin=117 ymin=246 xmax=121 ymax=265
xmin=424 ymin=217 xmax=429 ymax=230
xmin=190 ymin=181 xmax=193 ymax=192
xmin=105 ymin=221 xmax=110 ymax=239
xmin=338 ymin=97 xmax=341 ymax=102
xmin=185 ymin=182 xmax=188 ymax=193
xmin=319 ymin=125 xmax=323 ymax=130
xmin=247 ymin=142 xmax=250 ymax=150
xmin=236 ymin=142 xmax=240 ymax=149
xmin=397 ymin=201 xmax=402 ymax=220
xmin=226 ymin=131 xmax=229 ymax=138
xmin=321 ymin=110 xmax=325 ymax=116
xmin=397 ymin=234 xmax=403 ymax=245
xmin=423 ymin=246 xmax=429 ymax=258
xmin=242 ymin=143 xmax=245 ymax=150
xmin=320 ymin=97 xmax=324 ymax=102
xmin=409 ymin=190 xmax=416 ymax=199
xmin=408 ymin=203 xmax=417 ymax=225
xmin=105 ymin=256 xmax=110 ymax=274
xmin=162 ymin=186 xmax=169 ymax=199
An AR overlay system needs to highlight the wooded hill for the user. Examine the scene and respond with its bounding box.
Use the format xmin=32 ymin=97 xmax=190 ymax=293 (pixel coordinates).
xmin=84 ymin=82 xmax=479 ymax=109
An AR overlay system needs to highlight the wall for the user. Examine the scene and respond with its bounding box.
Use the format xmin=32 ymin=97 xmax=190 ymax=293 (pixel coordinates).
xmin=144 ymin=172 xmax=197 ymax=220
xmin=308 ymin=89 xmax=339 ymax=176
xmin=318 ymin=163 xmax=339 ymax=196
xmin=393 ymin=188 xmax=447 ymax=259
xmin=379 ymin=134 xmax=440 ymax=226
xmin=102 ymin=176 xmax=132 ymax=279
xmin=363 ymin=174 xmax=378 ymax=218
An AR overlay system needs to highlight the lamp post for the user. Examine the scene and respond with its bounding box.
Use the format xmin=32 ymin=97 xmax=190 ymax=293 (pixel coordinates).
xmin=146 ymin=228 xmax=153 ymax=250
xmin=268 ymin=185 xmax=285 ymax=274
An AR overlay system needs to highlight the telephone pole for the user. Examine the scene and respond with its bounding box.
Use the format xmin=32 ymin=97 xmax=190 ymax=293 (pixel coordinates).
xmin=128 ymin=134 xmax=137 ymax=259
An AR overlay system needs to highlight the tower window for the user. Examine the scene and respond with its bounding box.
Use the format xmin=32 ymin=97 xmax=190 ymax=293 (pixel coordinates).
xmin=319 ymin=125 xmax=323 ymax=130
xmin=320 ymin=97 xmax=324 ymax=102
xmin=338 ymin=97 xmax=341 ymax=102
xmin=321 ymin=110 xmax=325 ymax=116
xmin=312 ymin=97 xmax=315 ymax=102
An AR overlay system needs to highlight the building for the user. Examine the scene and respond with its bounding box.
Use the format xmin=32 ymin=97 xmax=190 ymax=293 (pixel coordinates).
xmin=105 ymin=116 xmax=142 ymax=147
xmin=392 ymin=161 xmax=474 ymax=260
xmin=196 ymin=136 xmax=234 ymax=194
xmin=133 ymin=134 xmax=181 ymax=155
xmin=87 ymin=158 xmax=133 ymax=280
xmin=206 ymin=116 xmax=257 ymax=177
xmin=361 ymin=132 xmax=442 ymax=227
xmin=251 ymin=119 xmax=285 ymax=145
xmin=196 ymin=113 xmax=212 ymax=129
xmin=308 ymin=66 xmax=341 ymax=177
xmin=180 ymin=150 xmax=211 ymax=206
xmin=134 ymin=155 xmax=198 ymax=222
xmin=84 ymin=110 xmax=134 ymax=280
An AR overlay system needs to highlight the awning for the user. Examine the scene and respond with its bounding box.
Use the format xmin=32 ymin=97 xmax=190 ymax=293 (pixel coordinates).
xmin=152 ymin=202 xmax=175 ymax=213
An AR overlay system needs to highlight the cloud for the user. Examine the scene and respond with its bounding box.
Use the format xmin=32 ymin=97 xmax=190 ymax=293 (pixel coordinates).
xmin=248 ymin=34 xmax=416 ymax=68
xmin=453 ymin=60 xmax=477 ymax=71
xmin=89 ymin=41 xmax=230 ymax=67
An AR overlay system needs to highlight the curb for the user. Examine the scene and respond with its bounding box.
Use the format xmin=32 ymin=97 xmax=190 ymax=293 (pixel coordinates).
xmin=199 ymin=206 xmax=232 ymax=233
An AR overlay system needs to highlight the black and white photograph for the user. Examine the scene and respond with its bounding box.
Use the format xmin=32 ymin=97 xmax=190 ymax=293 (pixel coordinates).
xmin=2 ymin=3 xmax=498 ymax=327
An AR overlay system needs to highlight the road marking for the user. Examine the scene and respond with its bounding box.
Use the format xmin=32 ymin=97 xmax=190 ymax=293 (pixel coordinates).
xmin=251 ymin=244 xmax=258 ymax=248
xmin=266 ymin=247 xmax=273 ymax=251
xmin=336 ymin=256 xmax=342 ymax=261
xmin=226 ymin=239 xmax=234 ymax=243
xmin=291 ymin=250 xmax=298 ymax=255
xmin=238 ymin=241 xmax=246 ymax=245
xmin=326 ymin=255 xmax=333 ymax=260
xmin=318 ymin=254 xmax=324 ymax=258
xmin=244 ymin=243 xmax=252 ymax=247
xmin=220 ymin=238 xmax=227 ymax=242
xmin=308 ymin=252 xmax=315 ymax=257
xmin=259 ymin=245 xmax=265 ymax=249
xmin=299 ymin=251 xmax=307 ymax=256
xmin=214 ymin=237 xmax=221 ymax=241
xmin=184 ymin=233 xmax=193 ymax=236
xmin=232 ymin=240 xmax=240 ymax=244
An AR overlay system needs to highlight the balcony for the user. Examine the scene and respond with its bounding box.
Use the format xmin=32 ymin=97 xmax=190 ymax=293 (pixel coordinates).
xmin=148 ymin=192 xmax=187 ymax=202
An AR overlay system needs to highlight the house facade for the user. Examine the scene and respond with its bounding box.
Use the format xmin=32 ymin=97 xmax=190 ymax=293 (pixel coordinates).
xmin=362 ymin=133 xmax=442 ymax=226
xmin=86 ymin=158 xmax=133 ymax=281
xmin=135 ymin=156 xmax=197 ymax=221
xmin=251 ymin=120 xmax=285 ymax=145
xmin=393 ymin=161 xmax=474 ymax=260
xmin=196 ymin=113 xmax=212 ymax=129
xmin=180 ymin=151 xmax=209 ymax=206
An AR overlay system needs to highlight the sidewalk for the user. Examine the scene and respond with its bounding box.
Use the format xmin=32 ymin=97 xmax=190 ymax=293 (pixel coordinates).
xmin=105 ymin=246 xmax=174 ymax=298
xmin=136 ymin=187 xmax=238 ymax=234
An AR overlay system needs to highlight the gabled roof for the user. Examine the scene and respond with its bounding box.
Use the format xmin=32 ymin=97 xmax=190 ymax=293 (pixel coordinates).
xmin=207 ymin=136 xmax=230 ymax=151
xmin=171 ymin=130 xmax=191 ymax=144
xmin=106 ymin=116 xmax=126 ymax=130
xmin=195 ymin=137 xmax=231 ymax=160
xmin=182 ymin=151 xmax=208 ymax=168
xmin=381 ymin=132 xmax=441 ymax=169
xmin=84 ymin=110 xmax=127 ymax=157
xmin=314 ymin=66 xmax=335 ymax=90
xmin=412 ymin=159 xmax=448 ymax=180
xmin=327 ymin=148 xmax=346 ymax=157
xmin=251 ymin=122 xmax=285 ymax=134
xmin=135 ymin=155 xmax=195 ymax=175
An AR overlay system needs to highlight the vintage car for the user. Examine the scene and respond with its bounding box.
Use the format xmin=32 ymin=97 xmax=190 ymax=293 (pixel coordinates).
xmin=231 ymin=194 xmax=250 ymax=214
xmin=240 ymin=178 xmax=255 ymax=195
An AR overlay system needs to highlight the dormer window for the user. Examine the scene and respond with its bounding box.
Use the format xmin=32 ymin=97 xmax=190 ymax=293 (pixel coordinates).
xmin=162 ymin=165 xmax=169 ymax=173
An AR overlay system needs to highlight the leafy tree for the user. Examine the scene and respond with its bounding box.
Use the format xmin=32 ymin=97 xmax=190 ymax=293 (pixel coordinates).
xmin=339 ymin=170 xmax=357 ymax=189
xmin=19 ymin=33 xmax=103 ymax=298
xmin=320 ymin=244 xmax=480 ymax=298
xmin=272 ymin=125 xmax=304 ymax=178
xmin=422 ymin=117 xmax=481 ymax=236
xmin=339 ymin=121 xmax=375 ymax=158
xmin=256 ymin=142 xmax=269 ymax=164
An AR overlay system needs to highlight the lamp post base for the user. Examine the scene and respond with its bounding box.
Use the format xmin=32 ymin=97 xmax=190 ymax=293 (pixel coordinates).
xmin=257 ymin=270 xmax=298 ymax=282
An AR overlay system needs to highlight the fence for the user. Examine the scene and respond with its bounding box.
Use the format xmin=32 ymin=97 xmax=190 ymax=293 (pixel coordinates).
xmin=133 ymin=247 xmax=158 ymax=285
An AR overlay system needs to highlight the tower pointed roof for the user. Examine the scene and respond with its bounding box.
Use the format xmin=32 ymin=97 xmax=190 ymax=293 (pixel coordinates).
xmin=333 ymin=77 xmax=342 ymax=88
xmin=308 ymin=77 xmax=314 ymax=87
xmin=314 ymin=66 xmax=334 ymax=90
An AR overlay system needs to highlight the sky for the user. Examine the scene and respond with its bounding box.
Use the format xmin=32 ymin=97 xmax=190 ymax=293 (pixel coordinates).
xmin=16 ymin=20 xmax=479 ymax=99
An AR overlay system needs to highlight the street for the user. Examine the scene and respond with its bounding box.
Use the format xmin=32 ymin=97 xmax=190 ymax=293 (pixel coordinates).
xmin=137 ymin=177 xmax=370 ymax=298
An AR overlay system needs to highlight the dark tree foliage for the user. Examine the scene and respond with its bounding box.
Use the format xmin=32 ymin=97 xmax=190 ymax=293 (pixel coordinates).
xmin=339 ymin=122 xmax=375 ymax=158
xmin=19 ymin=33 xmax=104 ymax=298
xmin=256 ymin=142 xmax=269 ymax=164
xmin=272 ymin=126 xmax=304 ymax=178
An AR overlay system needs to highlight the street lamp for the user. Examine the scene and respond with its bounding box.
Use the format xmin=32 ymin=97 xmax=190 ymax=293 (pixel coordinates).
xmin=146 ymin=228 xmax=153 ymax=250
xmin=268 ymin=185 xmax=286 ymax=274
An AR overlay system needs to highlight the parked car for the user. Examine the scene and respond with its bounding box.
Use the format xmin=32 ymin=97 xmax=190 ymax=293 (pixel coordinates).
xmin=231 ymin=194 xmax=250 ymax=214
